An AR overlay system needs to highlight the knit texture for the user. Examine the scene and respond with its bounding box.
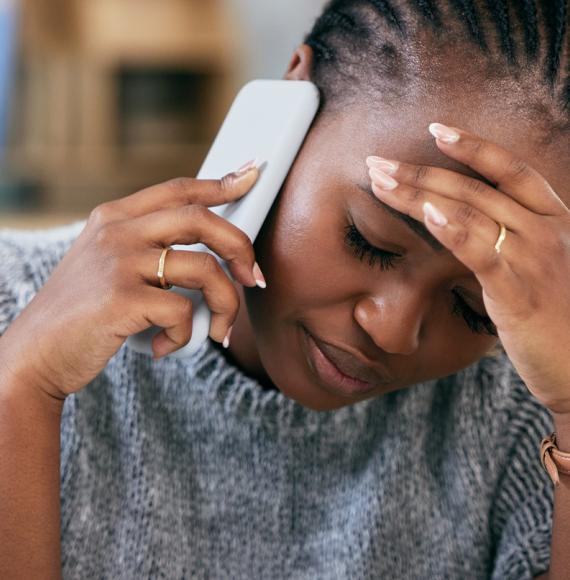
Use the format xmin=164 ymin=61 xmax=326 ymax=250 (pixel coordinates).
xmin=0 ymin=222 xmax=555 ymax=579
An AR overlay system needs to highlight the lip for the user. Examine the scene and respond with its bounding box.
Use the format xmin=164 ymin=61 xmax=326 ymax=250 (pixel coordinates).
xmin=301 ymin=326 xmax=393 ymax=397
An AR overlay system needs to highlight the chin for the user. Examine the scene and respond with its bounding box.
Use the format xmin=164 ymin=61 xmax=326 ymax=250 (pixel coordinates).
xmin=258 ymin=325 xmax=384 ymax=412
xmin=255 ymin=359 xmax=352 ymax=412
xmin=276 ymin=379 xmax=383 ymax=411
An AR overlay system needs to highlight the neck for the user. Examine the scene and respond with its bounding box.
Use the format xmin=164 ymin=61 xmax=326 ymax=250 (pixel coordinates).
xmin=212 ymin=284 xmax=277 ymax=392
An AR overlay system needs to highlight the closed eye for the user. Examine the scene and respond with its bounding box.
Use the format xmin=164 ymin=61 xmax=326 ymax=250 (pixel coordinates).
xmin=344 ymin=222 xmax=403 ymax=271
xmin=343 ymin=219 xmax=497 ymax=337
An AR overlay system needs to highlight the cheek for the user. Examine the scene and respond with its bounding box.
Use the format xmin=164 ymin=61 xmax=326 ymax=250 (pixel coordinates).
xmin=252 ymin=193 xmax=356 ymax=313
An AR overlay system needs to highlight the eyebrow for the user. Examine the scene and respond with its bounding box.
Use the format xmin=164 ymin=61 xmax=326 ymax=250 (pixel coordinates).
xmin=357 ymin=182 xmax=445 ymax=253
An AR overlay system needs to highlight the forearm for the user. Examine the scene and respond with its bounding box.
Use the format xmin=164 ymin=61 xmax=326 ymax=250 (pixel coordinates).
xmin=545 ymin=412 xmax=570 ymax=580
xmin=0 ymin=365 xmax=63 ymax=579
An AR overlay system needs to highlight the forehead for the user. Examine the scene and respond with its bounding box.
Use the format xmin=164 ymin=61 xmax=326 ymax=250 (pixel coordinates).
xmin=306 ymin=100 xmax=569 ymax=206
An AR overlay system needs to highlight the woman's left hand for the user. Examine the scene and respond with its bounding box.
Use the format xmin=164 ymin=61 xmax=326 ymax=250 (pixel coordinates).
xmin=366 ymin=123 xmax=570 ymax=415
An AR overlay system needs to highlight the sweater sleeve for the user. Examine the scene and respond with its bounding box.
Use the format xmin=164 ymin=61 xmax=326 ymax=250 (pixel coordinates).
xmin=0 ymin=231 xmax=32 ymax=336
xmin=0 ymin=221 xmax=87 ymax=336
xmin=0 ymin=221 xmax=87 ymax=491
xmin=490 ymin=369 xmax=554 ymax=580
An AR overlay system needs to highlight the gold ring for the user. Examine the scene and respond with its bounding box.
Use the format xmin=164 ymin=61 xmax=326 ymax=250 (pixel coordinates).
xmin=157 ymin=247 xmax=173 ymax=289
xmin=494 ymin=222 xmax=507 ymax=254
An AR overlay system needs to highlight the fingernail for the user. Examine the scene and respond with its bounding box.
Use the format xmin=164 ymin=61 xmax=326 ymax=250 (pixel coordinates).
xmin=223 ymin=325 xmax=233 ymax=349
xmin=369 ymin=167 xmax=398 ymax=190
xmin=429 ymin=123 xmax=460 ymax=144
xmin=366 ymin=156 xmax=399 ymax=175
xmin=252 ymin=262 xmax=267 ymax=289
xmin=423 ymin=202 xmax=448 ymax=226
xmin=235 ymin=158 xmax=260 ymax=176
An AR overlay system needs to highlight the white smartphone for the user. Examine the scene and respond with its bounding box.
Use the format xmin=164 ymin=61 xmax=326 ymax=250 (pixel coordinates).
xmin=127 ymin=79 xmax=320 ymax=358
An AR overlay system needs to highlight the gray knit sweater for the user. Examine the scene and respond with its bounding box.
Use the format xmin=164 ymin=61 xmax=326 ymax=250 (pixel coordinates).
xmin=0 ymin=222 xmax=555 ymax=580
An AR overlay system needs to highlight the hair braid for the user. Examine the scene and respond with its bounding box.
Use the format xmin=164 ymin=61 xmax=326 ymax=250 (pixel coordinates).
xmin=367 ymin=0 xmax=406 ymax=33
xmin=540 ymin=0 xmax=568 ymax=85
xmin=303 ymin=0 xmax=570 ymax=114
xmin=514 ymin=0 xmax=540 ymax=60
xmin=325 ymin=7 xmax=358 ymax=32
xmin=485 ymin=0 xmax=516 ymax=64
xmin=412 ymin=0 xmax=442 ymax=27
xmin=447 ymin=0 xmax=488 ymax=49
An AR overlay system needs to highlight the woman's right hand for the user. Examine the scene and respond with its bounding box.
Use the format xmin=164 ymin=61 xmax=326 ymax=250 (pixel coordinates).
xmin=0 ymin=162 xmax=262 ymax=400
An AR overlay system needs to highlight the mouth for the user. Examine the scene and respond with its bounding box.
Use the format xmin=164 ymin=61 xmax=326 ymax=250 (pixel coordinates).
xmin=301 ymin=325 xmax=393 ymax=398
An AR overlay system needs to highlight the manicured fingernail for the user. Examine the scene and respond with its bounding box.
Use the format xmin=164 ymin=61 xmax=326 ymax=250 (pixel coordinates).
xmin=423 ymin=202 xmax=448 ymax=226
xmin=366 ymin=156 xmax=399 ymax=175
xmin=429 ymin=123 xmax=460 ymax=144
xmin=223 ymin=325 xmax=233 ymax=349
xmin=235 ymin=158 xmax=260 ymax=176
xmin=252 ymin=262 xmax=267 ymax=288
xmin=369 ymin=167 xmax=398 ymax=190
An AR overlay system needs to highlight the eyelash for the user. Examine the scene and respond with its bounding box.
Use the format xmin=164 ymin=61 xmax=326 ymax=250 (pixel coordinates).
xmin=343 ymin=222 xmax=498 ymax=337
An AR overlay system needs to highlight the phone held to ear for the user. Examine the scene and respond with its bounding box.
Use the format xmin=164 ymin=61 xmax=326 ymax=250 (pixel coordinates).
xmin=127 ymin=79 xmax=320 ymax=358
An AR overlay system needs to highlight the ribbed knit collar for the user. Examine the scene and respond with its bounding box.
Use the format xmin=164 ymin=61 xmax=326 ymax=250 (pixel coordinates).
xmin=145 ymin=336 xmax=451 ymax=436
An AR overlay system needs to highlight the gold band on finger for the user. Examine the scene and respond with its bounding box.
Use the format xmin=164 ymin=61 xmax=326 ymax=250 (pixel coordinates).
xmin=494 ymin=222 xmax=507 ymax=254
xmin=158 ymin=247 xmax=173 ymax=290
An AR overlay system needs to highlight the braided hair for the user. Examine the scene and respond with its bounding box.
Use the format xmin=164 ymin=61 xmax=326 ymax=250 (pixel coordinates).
xmin=304 ymin=0 xmax=569 ymax=117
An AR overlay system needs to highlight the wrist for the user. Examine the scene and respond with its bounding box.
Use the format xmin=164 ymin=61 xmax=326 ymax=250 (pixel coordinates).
xmin=0 ymin=354 xmax=65 ymax=417
xmin=0 ymin=337 xmax=67 ymax=405
xmin=552 ymin=412 xmax=570 ymax=450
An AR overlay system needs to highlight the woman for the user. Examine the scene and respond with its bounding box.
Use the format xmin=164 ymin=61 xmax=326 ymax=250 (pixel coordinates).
xmin=1 ymin=1 xmax=569 ymax=578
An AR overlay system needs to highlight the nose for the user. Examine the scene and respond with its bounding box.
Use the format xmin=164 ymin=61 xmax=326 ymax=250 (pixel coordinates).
xmin=353 ymin=292 xmax=427 ymax=355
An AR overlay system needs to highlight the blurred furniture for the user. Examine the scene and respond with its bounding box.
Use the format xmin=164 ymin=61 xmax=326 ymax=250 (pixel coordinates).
xmin=0 ymin=210 xmax=88 ymax=229
xmin=8 ymin=0 xmax=241 ymax=212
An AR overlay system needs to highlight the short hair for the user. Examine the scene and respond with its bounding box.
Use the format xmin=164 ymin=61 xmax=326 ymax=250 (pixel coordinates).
xmin=304 ymin=0 xmax=569 ymax=118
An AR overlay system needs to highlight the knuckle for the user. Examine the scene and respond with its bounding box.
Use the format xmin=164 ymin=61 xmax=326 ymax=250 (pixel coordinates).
xmin=175 ymin=296 xmax=194 ymax=319
xmin=460 ymin=175 xmax=488 ymax=198
xmin=165 ymin=177 xmax=197 ymax=200
xmin=451 ymin=228 xmax=470 ymax=248
xmin=412 ymin=165 xmax=430 ymax=186
xmin=197 ymin=252 xmax=219 ymax=275
xmin=505 ymin=158 xmax=531 ymax=184
xmin=233 ymin=229 xmax=254 ymax=258
xmin=219 ymin=286 xmax=241 ymax=320
xmin=176 ymin=203 xmax=206 ymax=228
xmin=467 ymin=139 xmax=485 ymax=157
xmin=89 ymin=202 xmax=119 ymax=228
xmin=454 ymin=203 xmax=476 ymax=226
xmin=191 ymin=204 xmax=209 ymax=220
xmin=407 ymin=188 xmax=423 ymax=203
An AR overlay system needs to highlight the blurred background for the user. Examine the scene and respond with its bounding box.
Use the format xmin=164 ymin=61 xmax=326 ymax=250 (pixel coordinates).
xmin=0 ymin=0 xmax=327 ymax=229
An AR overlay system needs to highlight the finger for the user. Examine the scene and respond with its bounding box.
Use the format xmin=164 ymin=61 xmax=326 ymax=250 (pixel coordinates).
xmin=137 ymin=249 xmax=241 ymax=345
xmin=95 ymin=162 xmax=260 ymax=220
xmin=129 ymin=286 xmax=195 ymax=358
xmin=427 ymin=123 xmax=566 ymax=216
xmin=370 ymin=179 xmax=525 ymax=262
xmin=129 ymin=205 xmax=261 ymax=288
xmin=419 ymin=198 xmax=528 ymax=310
xmin=366 ymin=157 xmax=530 ymax=233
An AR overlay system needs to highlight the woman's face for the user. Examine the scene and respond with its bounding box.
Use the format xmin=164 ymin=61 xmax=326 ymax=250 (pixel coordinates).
xmin=231 ymin=45 xmax=569 ymax=411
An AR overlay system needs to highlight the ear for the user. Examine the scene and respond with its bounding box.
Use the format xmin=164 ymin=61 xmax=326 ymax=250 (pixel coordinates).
xmin=283 ymin=44 xmax=314 ymax=81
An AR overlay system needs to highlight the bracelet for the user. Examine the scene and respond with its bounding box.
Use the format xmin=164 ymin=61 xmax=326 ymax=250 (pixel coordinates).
xmin=540 ymin=432 xmax=570 ymax=486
